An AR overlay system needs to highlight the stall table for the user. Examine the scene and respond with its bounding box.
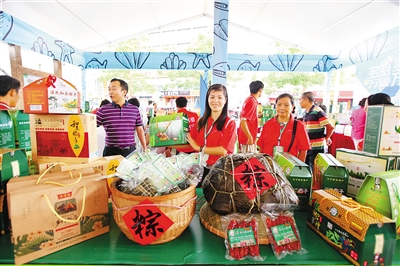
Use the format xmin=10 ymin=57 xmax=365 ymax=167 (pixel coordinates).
xmin=1 ymin=190 xmax=398 ymax=265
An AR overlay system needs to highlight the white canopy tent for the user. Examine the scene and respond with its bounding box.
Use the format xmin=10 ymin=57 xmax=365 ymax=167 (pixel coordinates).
xmin=1 ymin=0 xmax=399 ymax=54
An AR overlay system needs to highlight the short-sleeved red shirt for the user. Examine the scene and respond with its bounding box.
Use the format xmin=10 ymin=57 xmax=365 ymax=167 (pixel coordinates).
xmin=191 ymin=116 xmax=237 ymax=165
xmin=257 ymin=115 xmax=310 ymax=158
xmin=237 ymin=95 xmax=258 ymax=145
xmin=176 ymin=108 xmax=199 ymax=153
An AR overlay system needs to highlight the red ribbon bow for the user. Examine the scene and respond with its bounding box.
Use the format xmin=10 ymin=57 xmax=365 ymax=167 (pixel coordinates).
xmin=45 ymin=75 xmax=57 ymax=88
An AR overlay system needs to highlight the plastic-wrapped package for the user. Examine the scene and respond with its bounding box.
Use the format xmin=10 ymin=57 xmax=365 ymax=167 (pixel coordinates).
xmin=261 ymin=204 xmax=307 ymax=260
xmin=224 ymin=218 xmax=265 ymax=261
xmin=203 ymin=153 xmax=299 ymax=215
xmin=115 ymin=152 xmax=203 ymax=196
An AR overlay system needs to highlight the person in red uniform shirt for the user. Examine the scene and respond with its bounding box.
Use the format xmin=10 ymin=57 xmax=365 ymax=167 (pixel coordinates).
xmin=186 ymin=84 xmax=237 ymax=185
xmin=0 ymin=75 xmax=21 ymax=110
xmin=237 ymin=80 xmax=264 ymax=152
xmin=258 ymin=93 xmax=310 ymax=162
xmin=175 ymin=96 xmax=199 ymax=154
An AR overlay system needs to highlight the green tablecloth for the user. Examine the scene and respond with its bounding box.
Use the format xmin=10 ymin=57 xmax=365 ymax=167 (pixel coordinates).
xmin=1 ymin=190 xmax=398 ymax=265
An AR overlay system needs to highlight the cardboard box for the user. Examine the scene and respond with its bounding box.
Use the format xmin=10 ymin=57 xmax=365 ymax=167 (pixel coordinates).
xmin=363 ymin=105 xmax=400 ymax=156
xmin=313 ymin=153 xmax=349 ymax=195
xmin=274 ymin=152 xmax=311 ymax=211
xmin=307 ymin=189 xmax=397 ymax=266
xmin=0 ymin=148 xmax=29 ymax=235
xmin=356 ymin=170 xmax=400 ymax=240
xmin=7 ymin=172 xmax=109 ymax=265
xmin=23 ymin=75 xmax=81 ymax=114
xmin=30 ymin=114 xmax=98 ymax=163
xmin=149 ymin=113 xmax=189 ymax=147
xmin=8 ymin=110 xmax=31 ymax=151
xmin=0 ymin=110 xmax=16 ymax=149
xmin=335 ymin=148 xmax=396 ymax=198
xmin=37 ymin=155 xmax=122 ymax=174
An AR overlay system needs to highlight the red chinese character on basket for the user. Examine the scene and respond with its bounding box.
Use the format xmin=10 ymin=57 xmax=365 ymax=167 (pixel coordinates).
xmin=231 ymin=158 xmax=277 ymax=200
xmin=122 ymin=199 xmax=174 ymax=245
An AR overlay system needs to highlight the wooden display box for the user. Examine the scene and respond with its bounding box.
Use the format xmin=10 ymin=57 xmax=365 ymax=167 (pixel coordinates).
xmin=335 ymin=148 xmax=396 ymax=198
xmin=30 ymin=114 xmax=98 ymax=163
xmin=363 ymin=105 xmax=400 ymax=157
xmin=313 ymin=153 xmax=349 ymax=195
xmin=274 ymin=152 xmax=311 ymax=211
xmin=307 ymin=189 xmax=397 ymax=266
xmin=356 ymin=170 xmax=400 ymax=240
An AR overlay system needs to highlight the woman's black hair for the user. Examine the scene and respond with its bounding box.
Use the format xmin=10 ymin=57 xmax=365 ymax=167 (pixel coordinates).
xmin=368 ymin=93 xmax=393 ymax=105
xmin=276 ymin=93 xmax=296 ymax=114
xmin=197 ymin=84 xmax=229 ymax=131
xmin=358 ymin=97 xmax=367 ymax=107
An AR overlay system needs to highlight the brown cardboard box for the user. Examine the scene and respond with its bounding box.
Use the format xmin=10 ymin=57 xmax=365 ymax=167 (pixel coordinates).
xmin=30 ymin=114 xmax=98 ymax=163
xmin=23 ymin=75 xmax=81 ymax=114
xmin=307 ymin=189 xmax=396 ymax=266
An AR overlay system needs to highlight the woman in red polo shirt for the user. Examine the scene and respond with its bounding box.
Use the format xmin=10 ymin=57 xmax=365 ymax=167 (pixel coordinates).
xmin=258 ymin=93 xmax=310 ymax=162
xmin=186 ymin=83 xmax=237 ymax=183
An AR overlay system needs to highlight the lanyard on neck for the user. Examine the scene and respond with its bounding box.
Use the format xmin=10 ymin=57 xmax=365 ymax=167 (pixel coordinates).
xmin=204 ymin=120 xmax=215 ymax=146
xmin=277 ymin=122 xmax=288 ymax=146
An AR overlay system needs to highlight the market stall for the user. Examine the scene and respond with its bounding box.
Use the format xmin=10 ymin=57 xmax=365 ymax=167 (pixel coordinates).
xmin=2 ymin=189 xmax=398 ymax=265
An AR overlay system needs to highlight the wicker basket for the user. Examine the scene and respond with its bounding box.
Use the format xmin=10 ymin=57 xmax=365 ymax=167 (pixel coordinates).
xmin=199 ymin=202 xmax=269 ymax=245
xmin=110 ymin=178 xmax=196 ymax=244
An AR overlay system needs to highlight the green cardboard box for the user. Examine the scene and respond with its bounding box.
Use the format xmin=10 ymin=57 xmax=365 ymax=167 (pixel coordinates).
xmin=274 ymin=152 xmax=311 ymax=211
xmin=313 ymin=153 xmax=349 ymax=195
xmin=149 ymin=113 xmax=189 ymax=147
xmin=307 ymin=189 xmax=397 ymax=266
xmin=0 ymin=148 xmax=29 ymax=235
xmin=363 ymin=105 xmax=400 ymax=156
xmin=8 ymin=110 xmax=31 ymax=151
xmin=0 ymin=110 xmax=16 ymax=149
xmin=335 ymin=148 xmax=395 ymax=198
xmin=356 ymin=170 xmax=400 ymax=240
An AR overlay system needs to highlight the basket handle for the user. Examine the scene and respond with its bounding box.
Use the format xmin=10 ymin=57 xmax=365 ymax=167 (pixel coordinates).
xmin=36 ymin=162 xmax=82 ymax=186
xmin=42 ymin=186 xmax=86 ymax=223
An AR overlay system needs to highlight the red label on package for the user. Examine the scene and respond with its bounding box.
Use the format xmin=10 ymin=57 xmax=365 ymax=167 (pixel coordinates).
xmin=35 ymin=132 xmax=89 ymax=157
xmin=231 ymin=157 xmax=277 ymax=200
xmin=122 ymin=199 xmax=174 ymax=245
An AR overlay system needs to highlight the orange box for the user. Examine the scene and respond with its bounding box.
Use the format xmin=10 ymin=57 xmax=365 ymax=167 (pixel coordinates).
xmin=23 ymin=75 xmax=81 ymax=114
xmin=30 ymin=114 xmax=98 ymax=163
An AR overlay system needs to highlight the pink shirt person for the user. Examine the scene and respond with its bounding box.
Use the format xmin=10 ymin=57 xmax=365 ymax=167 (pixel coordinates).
xmin=350 ymin=97 xmax=367 ymax=150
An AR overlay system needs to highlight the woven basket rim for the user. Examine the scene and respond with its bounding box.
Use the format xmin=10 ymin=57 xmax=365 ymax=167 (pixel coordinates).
xmin=110 ymin=178 xmax=196 ymax=244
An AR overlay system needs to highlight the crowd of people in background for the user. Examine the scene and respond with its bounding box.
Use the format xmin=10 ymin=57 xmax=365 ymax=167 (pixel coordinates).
xmin=0 ymin=73 xmax=396 ymax=188
xmin=41 ymin=76 xmax=392 ymax=186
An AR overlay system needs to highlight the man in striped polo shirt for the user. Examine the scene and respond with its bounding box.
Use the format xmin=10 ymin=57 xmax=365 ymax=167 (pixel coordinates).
xmin=96 ymin=78 xmax=147 ymax=157
xmin=299 ymin=91 xmax=334 ymax=171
